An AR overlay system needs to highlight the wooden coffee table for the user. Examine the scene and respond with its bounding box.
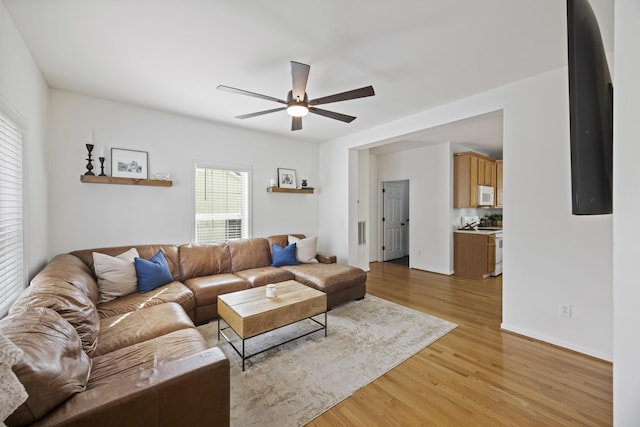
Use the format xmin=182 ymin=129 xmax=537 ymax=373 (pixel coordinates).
xmin=217 ymin=280 xmax=327 ymax=370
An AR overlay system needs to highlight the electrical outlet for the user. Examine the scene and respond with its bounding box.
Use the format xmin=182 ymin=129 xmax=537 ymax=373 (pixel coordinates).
xmin=560 ymin=304 xmax=572 ymax=318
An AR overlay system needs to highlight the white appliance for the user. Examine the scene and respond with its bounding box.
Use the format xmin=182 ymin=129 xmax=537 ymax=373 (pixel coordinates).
xmin=477 ymin=185 xmax=494 ymax=206
xmin=491 ymin=231 xmax=503 ymax=276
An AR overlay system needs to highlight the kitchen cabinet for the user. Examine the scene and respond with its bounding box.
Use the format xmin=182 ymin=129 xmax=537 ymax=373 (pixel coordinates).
xmin=453 ymin=152 xmax=496 ymax=208
xmin=495 ymin=160 xmax=503 ymax=208
xmin=477 ymin=157 xmax=495 ymax=187
xmin=454 ymin=232 xmax=495 ymax=279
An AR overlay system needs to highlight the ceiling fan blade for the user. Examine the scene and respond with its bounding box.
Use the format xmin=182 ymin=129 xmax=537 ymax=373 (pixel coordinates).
xmin=291 ymin=116 xmax=303 ymax=131
xmin=235 ymin=107 xmax=286 ymax=119
xmin=217 ymin=85 xmax=286 ymax=104
xmin=309 ymin=107 xmax=356 ymax=123
xmin=308 ymin=85 xmax=375 ymax=106
xmin=291 ymin=61 xmax=310 ymax=101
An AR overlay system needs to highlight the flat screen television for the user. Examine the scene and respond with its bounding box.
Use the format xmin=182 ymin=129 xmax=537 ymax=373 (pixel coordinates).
xmin=567 ymin=0 xmax=613 ymax=215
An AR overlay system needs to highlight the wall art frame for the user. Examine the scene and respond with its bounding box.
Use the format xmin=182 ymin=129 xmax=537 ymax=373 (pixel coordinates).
xmin=111 ymin=148 xmax=148 ymax=179
xmin=277 ymin=168 xmax=297 ymax=189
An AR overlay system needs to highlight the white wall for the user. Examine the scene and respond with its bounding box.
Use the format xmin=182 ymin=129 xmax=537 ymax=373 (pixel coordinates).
xmin=500 ymin=70 xmax=612 ymax=361
xmin=368 ymin=153 xmax=378 ymax=262
xmin=318 ymin=140 xmax=350 ymax=261
xmin=0 ymin=2 xmax=49 ymax=280
xmin=355 ymin=149 xmax=370 ymax=271
xmin=47 ymin=90 xmax=319 ymax=255
xmin=374 ymin=142 xmax=453 ymax=274
xmin=319 ymin=66 xmax=613 ymax=360
xmin=613 ymin=0 xmax=640 ymax=424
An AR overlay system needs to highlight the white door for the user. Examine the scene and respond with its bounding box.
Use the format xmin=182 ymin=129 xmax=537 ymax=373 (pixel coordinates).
xmin=382 ymin=181 xmax=408 ymax=261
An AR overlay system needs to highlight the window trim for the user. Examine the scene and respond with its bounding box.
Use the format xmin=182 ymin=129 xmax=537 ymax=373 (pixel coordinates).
xmin=192 ymin=161 xmax=252 ymax=243
xmin=0 ymin=105 xmax=27 ymax=313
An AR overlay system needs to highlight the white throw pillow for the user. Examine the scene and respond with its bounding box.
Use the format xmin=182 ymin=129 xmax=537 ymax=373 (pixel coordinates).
xmin=288 ymin=235 xmax=319 ymax=264
xmin=93 ymin=248 xmax=140 ymax=303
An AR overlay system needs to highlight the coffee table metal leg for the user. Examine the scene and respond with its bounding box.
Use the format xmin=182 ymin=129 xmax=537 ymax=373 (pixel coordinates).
xmin=324 ymin=311 xmax=327 ymax=337
xmin=217 ymin=318 xmax=220 ymax=340
xmin=242 ymin=339 xmax=246 ymax=371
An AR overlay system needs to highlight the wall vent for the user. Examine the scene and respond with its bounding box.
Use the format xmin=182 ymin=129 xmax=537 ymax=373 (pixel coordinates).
xmin=358 ymin=221 xmax=366 ymax=246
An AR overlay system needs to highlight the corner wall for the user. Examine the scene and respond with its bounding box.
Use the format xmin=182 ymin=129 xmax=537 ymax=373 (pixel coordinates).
xmin=0 ymin=2 xmax=49 ymax=280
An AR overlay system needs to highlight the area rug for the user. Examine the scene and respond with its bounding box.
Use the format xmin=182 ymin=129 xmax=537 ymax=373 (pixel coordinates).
xmin=197 ymin=294 xmax=456 ymax=427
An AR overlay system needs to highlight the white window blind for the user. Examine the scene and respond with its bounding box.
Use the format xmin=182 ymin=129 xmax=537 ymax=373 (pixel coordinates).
xmin=194 ymin=164 xmax=249 ymax=243
xmin=0 ymin=114 xmax=24 ymax=310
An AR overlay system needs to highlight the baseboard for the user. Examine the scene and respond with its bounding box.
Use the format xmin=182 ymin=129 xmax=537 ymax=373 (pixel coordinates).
xmin=501 ymin=322 xmax=612 ymax=362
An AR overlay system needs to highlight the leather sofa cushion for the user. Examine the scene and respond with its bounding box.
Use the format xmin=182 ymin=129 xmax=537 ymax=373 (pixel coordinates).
xmin=1 ymin=307 xmax=91 ymax=426
xmin=267 ymin=234 xmax=305 ymax=250
xmin=97 ymin=281 xmax=195 ymax=320
xmin=71 ymin=244 xmax=181 ymax=281
xmin=267 ymin=234 xmax=337 ymax=264
xmin=184 ymin=273 xmax=250 ymax=306
xmin=31 ymin=253 xmax=99 ymax=305
xmin=228 ymin=238 xmax=271 ymax=272
xmin=87 ymin=328 xmax=207 ymax=390
xmin=92 ymin=302 xmax=195 ymax=357
xmin=179 ymin=243 xmax=232 ymax=280
xmin=288 ymin=235 xmax=319 ymax=264
xmin=10 ymin=279 xmax=100 ymax=354
xmin=93 ymin=248 xmax=139 ymax=303
xmin=193 ymin=304 xmax=218 ymax=325
xmin=282 ymin=263 xmax=367 ymax=293
xmin=234 ymin=266 xmax=295 ymax=288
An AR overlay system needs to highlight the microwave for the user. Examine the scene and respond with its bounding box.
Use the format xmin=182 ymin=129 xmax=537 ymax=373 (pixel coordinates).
xmin=478 ymin=185 xmax=494 ymax=206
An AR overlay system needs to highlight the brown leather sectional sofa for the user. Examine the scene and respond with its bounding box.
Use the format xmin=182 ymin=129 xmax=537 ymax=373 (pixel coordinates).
xmin=0 ymin=235 xmax=366 ymax=426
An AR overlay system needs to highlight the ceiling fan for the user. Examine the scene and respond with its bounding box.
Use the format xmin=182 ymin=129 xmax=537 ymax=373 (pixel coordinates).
xmin=217 ymin=61 xmax=375 ymax=131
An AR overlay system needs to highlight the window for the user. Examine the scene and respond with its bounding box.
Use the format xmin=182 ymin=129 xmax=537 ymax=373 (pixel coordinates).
xmin=194 ymin=164 xmax=250 ymax=243
xmin=0 ymin=114 xmax=24 ymax=310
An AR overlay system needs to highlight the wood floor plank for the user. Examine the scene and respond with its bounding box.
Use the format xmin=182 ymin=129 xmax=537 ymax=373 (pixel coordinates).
xmin=306 ymin=262 xmax=612 ymax=426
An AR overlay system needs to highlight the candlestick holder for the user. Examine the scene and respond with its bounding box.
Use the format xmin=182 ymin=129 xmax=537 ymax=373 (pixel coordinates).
xmin=98 ymin=157 xmax=107 ymax=176
xmin=84 ymin=144 xmax=95 ymax=176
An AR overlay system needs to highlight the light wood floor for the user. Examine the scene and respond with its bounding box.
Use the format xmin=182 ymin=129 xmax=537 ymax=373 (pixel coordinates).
xmin=307 ymin=262 xmax=612 ymax=426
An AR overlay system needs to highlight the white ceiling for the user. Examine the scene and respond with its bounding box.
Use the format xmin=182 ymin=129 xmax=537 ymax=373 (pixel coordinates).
xmin=3 ymin=0 xmax=615 ymax=154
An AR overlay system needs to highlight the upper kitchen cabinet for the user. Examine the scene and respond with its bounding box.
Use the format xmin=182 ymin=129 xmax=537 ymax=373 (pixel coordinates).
xmin=453 ymin=152 xmax=496 ymax=208
xmin=477 ymin=156 xmax=496 ymax=187
xmin=495 ymin=160 xmax=503 ymax=208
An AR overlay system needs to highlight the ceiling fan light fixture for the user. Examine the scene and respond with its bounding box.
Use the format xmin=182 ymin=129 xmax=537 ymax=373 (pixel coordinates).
xmin=218 ymin=61 xmax=375 ymax=130
xmin=287 ymin=103 xmax=309 ymax=117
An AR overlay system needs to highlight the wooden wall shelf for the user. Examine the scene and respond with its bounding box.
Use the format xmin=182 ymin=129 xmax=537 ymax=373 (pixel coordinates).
xmin=267 ymin=187 xmax=314 ymax=194
xmin=80 ymin=175 xmax=173 ymax=187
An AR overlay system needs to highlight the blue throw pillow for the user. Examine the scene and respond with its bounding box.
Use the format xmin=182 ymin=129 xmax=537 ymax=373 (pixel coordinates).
xmin=271 ymin=243 xmax=299 ymax=267
xmin=134 ymin=250 xmax=174 ymax=293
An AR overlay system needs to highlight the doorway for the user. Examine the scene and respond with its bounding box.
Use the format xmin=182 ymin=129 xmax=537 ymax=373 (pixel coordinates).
xmin=382 ymin=180 xmax=410 ymax=265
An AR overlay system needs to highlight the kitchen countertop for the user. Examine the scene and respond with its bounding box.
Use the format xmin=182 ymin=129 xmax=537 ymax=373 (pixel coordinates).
xmin=454 ymin=228 xmax=503 ymax=235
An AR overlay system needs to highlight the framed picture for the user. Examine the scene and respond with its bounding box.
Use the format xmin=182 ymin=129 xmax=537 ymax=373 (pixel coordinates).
xmin=278 ymin=168 xmax=297 ymax=189
xmin=111 ymin=148 xmax=148 ymax=179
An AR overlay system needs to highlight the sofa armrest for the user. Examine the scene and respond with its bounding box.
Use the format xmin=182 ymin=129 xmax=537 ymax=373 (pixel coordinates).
xmin=316 ymin=253 xmax=337 ymax=264
xmin=34 ymin=347 xmax=230 ymax=427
